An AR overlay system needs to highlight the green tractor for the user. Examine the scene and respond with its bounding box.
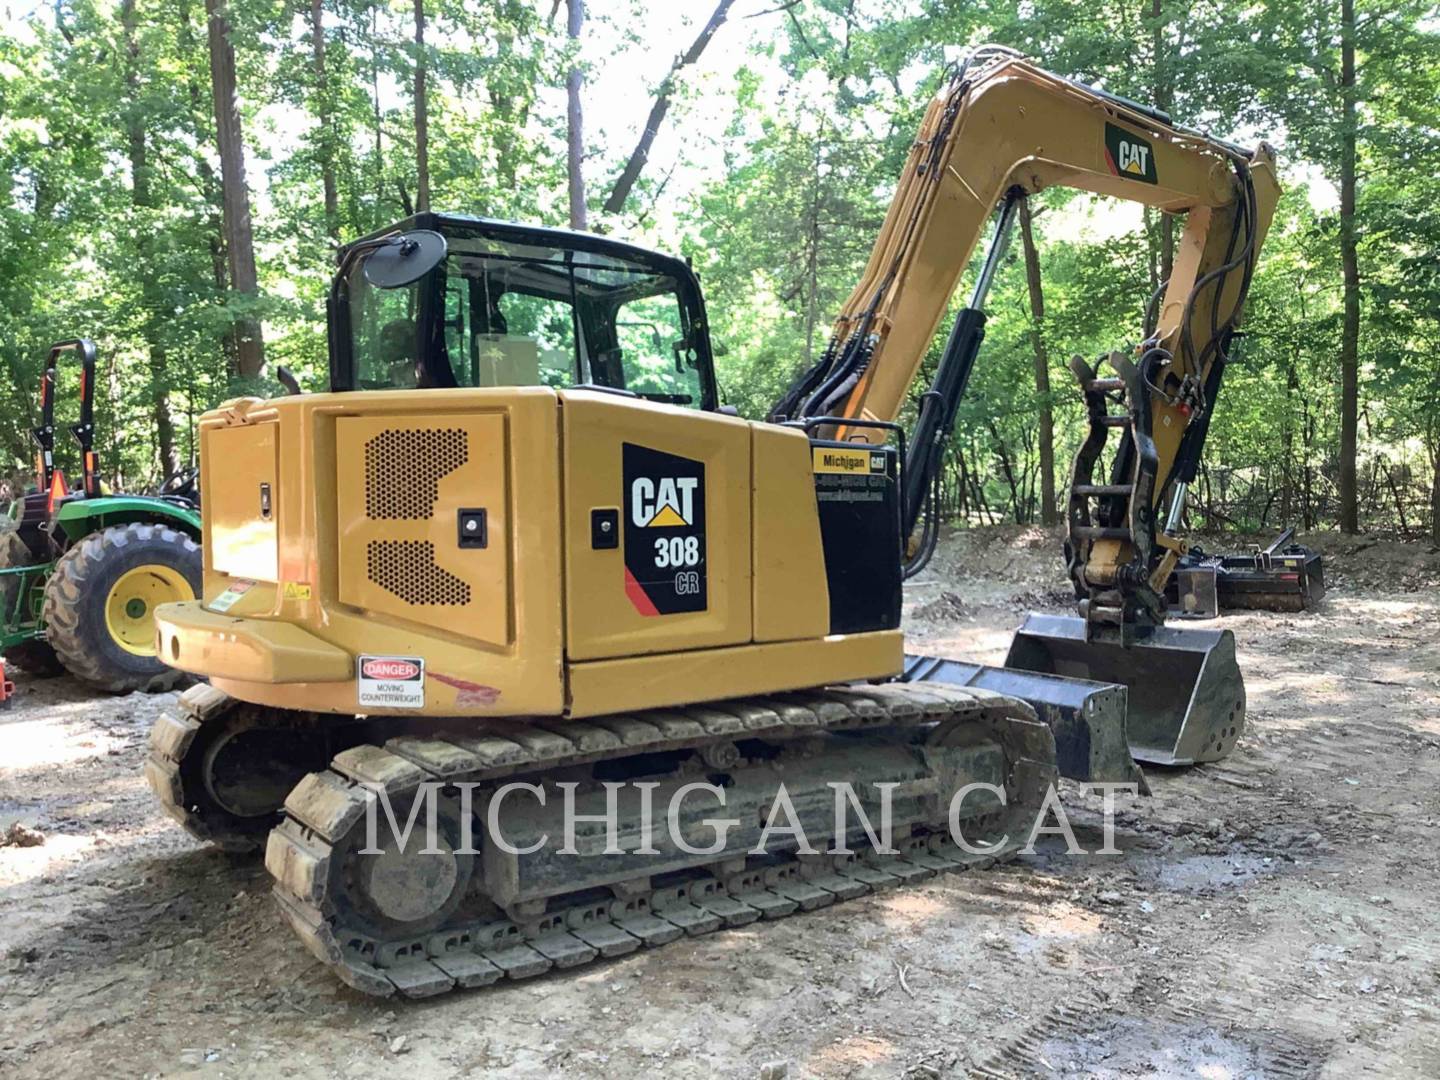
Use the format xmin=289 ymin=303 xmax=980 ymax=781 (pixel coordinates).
xmin=0 ymin=339 xmax=203 ymax=693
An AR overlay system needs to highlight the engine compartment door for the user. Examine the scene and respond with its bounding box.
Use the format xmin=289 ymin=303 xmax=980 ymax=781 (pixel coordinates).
xmin=562 ymin=391 xmax=751 ymax=661
xmin=334 ymin=411 xmax=511 ymax=647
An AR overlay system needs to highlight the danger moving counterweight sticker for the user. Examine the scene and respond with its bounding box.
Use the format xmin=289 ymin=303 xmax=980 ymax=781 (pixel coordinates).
xmin=208 ymin=578 xmax=255 ymax=613
xmin=358 ymin=654 xmax=425 ymax=709
xmin=623 ymin=443 xmax=707 ymax=616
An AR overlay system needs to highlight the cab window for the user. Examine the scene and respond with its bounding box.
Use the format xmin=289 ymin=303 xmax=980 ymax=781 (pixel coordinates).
xmin=352 ymin=275 xmax=422 ymax=390
xmin=614 ymin=291 xmax=703 ymax=405
xmin=343 ymin=225 xmax=714 ymax=408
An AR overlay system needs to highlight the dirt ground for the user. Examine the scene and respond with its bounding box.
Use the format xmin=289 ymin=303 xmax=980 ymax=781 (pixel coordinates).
xmin=2 ymin=527 xmax=1438 ymax=1078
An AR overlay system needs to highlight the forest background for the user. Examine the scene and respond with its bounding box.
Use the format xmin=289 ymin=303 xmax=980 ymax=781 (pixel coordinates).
xmin=1 ymin=0 xmax=1437 ymax=539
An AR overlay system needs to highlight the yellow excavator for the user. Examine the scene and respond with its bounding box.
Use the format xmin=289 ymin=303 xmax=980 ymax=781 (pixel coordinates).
xmin=146 ymin=48 xmax=1277 ymax=997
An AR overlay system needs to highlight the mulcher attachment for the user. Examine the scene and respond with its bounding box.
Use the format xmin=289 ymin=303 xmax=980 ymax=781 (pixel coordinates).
xmin=1168 ymin=528 xmax=1326 ymax=616
xmin=1004 ymin=612 xmax=1246 ymax=766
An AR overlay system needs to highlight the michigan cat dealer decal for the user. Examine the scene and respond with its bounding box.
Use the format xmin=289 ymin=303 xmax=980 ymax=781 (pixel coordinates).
xmin=1104 ymin=122 xmax=1158 ymax=185
xmin=811 ymin=446 xmax=888 ymax=475
xmin=623 ymin=443 xmax=707 ymax=616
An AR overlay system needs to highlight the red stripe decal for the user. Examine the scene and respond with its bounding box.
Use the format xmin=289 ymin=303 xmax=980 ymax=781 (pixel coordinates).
xmin=429 ymin=671 xmax=502 ymax=707
xmin=624 ymin=567 xmax=660 ymax=617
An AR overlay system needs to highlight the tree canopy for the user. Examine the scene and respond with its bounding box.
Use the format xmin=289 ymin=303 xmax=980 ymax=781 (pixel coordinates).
xmin=1 ymin=0 xmax=1436 ymax=538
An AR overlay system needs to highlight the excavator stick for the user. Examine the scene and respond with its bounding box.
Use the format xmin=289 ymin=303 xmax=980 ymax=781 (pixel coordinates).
xmin=902 ymin=654 xmax=1148 ymax=791
xmin=1003 ymin=613 xmax=1245 ymax=767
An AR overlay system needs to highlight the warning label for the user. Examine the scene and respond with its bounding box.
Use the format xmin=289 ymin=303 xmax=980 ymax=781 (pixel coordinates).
xmin=357 ymin=654 xmax=425 ymax=710
xmin=208 ymin=579 xmax=255 ymax=613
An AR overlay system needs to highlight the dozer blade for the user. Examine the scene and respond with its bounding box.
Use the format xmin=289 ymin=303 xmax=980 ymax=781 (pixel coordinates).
xmin=902 ymin=654 xmax=1147 ymax=792
xmin=1003 ymin=613 xmax=1246 ymax=767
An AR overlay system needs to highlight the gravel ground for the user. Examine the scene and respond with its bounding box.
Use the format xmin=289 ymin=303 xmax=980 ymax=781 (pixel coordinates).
xmin=1 ymin=527 xmax=1438 ymax=1078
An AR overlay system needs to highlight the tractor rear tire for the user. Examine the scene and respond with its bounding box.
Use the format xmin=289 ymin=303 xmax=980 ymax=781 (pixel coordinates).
xmin=43 ymin=522 xmax=202 ymax=693
xmin=0 ymin=522 xmax=62 ymax=677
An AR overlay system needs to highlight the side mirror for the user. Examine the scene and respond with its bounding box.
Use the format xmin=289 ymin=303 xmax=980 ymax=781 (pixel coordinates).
xmin=363 ymin=230 xmax=448 ymax=289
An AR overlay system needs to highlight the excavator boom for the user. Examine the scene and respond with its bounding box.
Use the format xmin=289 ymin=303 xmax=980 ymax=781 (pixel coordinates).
xmin=778 ymin=47 xmax=1279 ymax=772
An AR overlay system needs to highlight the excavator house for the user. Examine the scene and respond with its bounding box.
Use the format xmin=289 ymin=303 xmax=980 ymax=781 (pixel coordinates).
xmin=146 ymin=49 xmax=1277 ymax=997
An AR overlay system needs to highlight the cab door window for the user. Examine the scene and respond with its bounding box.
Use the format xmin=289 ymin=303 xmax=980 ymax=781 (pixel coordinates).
xmin=611 ymin=291 xmax=702 ymax=406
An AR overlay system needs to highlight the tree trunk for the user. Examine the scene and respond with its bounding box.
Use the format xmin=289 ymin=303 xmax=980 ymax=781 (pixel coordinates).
xmin=1018 ymin=197 xmax=1056 ymax=526
xmin=1338 ymin=0 xmax=1360 ymax=533
xmin=802 ymin=136 xmax=822 ymax=364
xmin=205 ymin=0 xmax=265 ymax=378
xmin=565 ymin=0 xmax=586 ymax=229
xmin=987 ymin=422 xmax=1024 ymax=524
xmin=123 ymin=0 xmax=179 ymax=479
xmin=178 ymin=0 xmax=238 ymax=375
xmin=311 ymin=0 xmax=339 ymax=239
xmin=413 ymin=0 xmax=430 ymax=213
xmin=1144 ymin=208 xmax=1159 ymax=293
xmin=1280 ymin=354 xmax=1298 ymax=524
xmin=1383 ymin=461 xmax=1410 ymax=537
xmin=489 ymin=25 xmax=530 ymax=193
xmin=1151 ymin=0 xmax=1174 ymax=281
xmin=1429 ymin=443 xmax=1440 ymax=546
xmin=601 ymin=0 xmax=734 ymax=215
xmin=370 ymin=5 xmax=384 ymax=207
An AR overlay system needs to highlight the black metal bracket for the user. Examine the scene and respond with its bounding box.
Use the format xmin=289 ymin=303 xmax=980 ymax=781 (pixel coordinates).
xmin=590 ymin=508 xmax=619 ymax=550
xmin=457 ymin=508 xmax=488 ymax=548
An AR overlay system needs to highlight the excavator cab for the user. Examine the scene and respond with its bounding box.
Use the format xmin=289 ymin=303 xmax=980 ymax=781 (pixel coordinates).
xmin=327 ymin=214 xmax=718 ymax=410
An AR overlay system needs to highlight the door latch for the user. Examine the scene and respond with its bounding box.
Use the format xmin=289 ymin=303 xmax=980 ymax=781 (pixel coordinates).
xmin=458 ymin=508 xmax=488 ymax=548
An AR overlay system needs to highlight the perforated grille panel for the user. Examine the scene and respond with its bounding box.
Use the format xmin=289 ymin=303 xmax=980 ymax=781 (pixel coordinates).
xmin=339 ymin=412 xmax=507 ymax=635
xmin=364 ymin=428 xmax=469 ymax=520
xmin=366 ymin=540 xmax=472 ymax=605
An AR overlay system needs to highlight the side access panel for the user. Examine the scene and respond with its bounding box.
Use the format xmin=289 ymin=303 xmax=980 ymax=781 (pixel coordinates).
xmin=334 ymin=412 xmax=510 ymax=647
xmin=205 ymin=420 xmax=280 ymax=582
xmin=751 ymin=424 xmax=829 ymax=643
xmin=561 ymin=390 xmax=752 ymax=662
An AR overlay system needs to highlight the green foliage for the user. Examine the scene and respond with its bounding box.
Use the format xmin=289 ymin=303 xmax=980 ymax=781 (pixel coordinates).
xmin=0 ymin=0 xmax=1436 ymax=536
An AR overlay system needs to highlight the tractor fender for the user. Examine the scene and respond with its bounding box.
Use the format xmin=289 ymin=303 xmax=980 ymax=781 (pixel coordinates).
xmin=53 ymin=495 xmax=201 ymax=544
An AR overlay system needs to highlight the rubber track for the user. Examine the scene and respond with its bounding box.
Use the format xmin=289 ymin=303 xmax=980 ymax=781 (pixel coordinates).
xmin=145 ymin=682 xmax=261 ymax=851
xmin=265 ymin=682 xmax=1057 ymax=999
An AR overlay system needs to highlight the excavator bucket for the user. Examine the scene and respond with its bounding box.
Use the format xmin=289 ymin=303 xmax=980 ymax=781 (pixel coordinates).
xmin=1003 ymin=613 xmax=1246 ymax=767
xmin=902 ymin=654 xmax=1148 ymax=791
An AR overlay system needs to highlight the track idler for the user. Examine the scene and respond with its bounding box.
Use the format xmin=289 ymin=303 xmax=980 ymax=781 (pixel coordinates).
xmin=146 ymin=683 xmax=359 ymax=851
